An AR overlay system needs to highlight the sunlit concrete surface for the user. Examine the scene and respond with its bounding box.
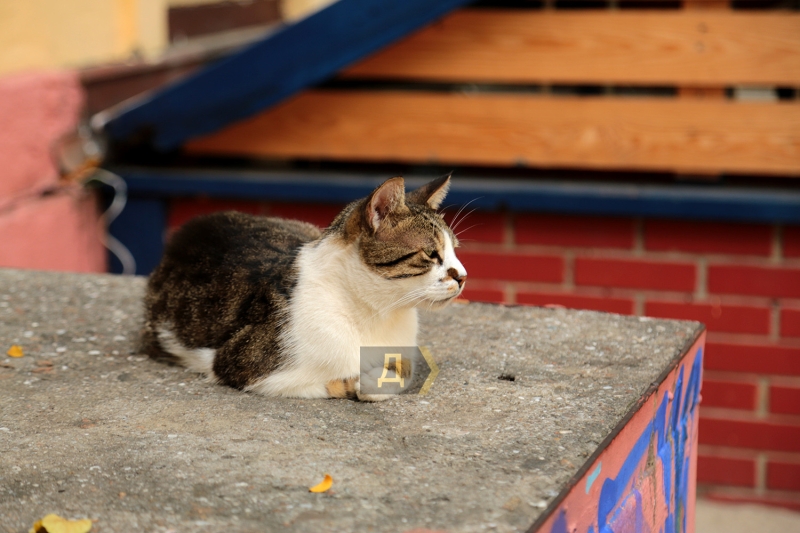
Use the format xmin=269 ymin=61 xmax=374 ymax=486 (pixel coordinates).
xmin=696 ymin=499 xmax=800 ymax=533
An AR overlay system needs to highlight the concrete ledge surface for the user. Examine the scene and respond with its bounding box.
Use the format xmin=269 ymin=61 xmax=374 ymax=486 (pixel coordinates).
xmin=0 ymin=269 xmax=702 ymax=532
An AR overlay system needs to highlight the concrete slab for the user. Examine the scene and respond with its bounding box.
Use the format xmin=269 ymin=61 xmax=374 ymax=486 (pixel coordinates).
xmin=0 ymin=269 xmax=703 ymax=532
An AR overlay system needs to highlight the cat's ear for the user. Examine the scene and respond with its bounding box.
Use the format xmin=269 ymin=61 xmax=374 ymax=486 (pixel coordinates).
xmin=366 ymin=177 xmax=406 ymax=232
xmin=407 ymin=174 xmax=451 ymax=210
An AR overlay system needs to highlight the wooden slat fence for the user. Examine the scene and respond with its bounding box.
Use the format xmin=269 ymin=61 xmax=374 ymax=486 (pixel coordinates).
xmin=186 ymin=5 xmax=800 ymax=176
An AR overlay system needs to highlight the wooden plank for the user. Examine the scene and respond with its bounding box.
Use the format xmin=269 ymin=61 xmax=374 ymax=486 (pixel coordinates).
xmin=342 ymin=10 xmax=800 ymax=86
xmin=185 ymin=90 xmax=800 ymax=176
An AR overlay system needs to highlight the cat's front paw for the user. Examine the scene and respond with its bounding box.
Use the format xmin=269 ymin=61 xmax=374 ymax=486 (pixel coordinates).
xmin=325 ymin=376 xmax=358 ymax=400
xmin=354 ymin=378 xmax=395 ymax=402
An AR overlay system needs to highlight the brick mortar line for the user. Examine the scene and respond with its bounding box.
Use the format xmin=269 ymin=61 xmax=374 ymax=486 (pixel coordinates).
xmin=696 ymin=257 xmax=708 ymax=300
xmin=505 ymin=283 xmax=516 ymax=305
xmin=634 ymin=292 xmax=645 ymax=317
xmin=562 ymin=250 xmax=575 ymax=289
xmin=772 ymin=225 xmax=784 ymax=263
xmin=633 ymin=217 xmax=644 ymax=257
xmin=503 ymin=211 xmax=514 ymax=251
xmin=756 ymin=453 xmax=768 ymax=495
xmin=756 ymin=377 xmax=770 ymax=419
xmin=771 ymin=305 xmax=782 ymax=341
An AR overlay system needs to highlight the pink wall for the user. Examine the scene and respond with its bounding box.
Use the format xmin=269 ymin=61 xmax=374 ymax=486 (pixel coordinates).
xmin=0 ymin=70 xmax=106 ymax=273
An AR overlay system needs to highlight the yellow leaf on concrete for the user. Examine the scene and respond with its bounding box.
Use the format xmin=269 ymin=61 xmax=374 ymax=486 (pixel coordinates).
xmin=29 ymin=514 xmax=92 ymax=533
xmin=7 ymin=345 xmax=23 ymax=358
xmin=309 ymin=473 xmax=333 ymax=493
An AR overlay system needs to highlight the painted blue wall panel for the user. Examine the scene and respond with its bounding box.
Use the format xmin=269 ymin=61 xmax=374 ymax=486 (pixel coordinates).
xmin=116 ymin=168 xmax=800 ymax=225
xmin=108 ymin=197 xmax=166 ymax=275
xmin=102 ymin=0 xmax=472 ymax=151
xmin=108 ymin=168 xmax=800 ymax=274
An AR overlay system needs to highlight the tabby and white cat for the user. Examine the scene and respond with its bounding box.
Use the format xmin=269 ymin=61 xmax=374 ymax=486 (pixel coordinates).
xmin=141 ymin=175 xmax=467 ymax=401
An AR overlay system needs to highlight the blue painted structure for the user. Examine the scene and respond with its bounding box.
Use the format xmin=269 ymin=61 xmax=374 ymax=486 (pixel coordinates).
xmin=109 ymin=167 xmax=800 ymax=274
xmin=101 ymin=0 xmax=473 ymax=151
xmin=536 ymin=336 xmax=704 ymax=533
xmin=118 ymin=168 xmax=800 ymax=224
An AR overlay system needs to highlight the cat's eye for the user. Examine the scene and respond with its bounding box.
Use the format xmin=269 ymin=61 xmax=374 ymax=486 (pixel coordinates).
xmin=424 ymin=250 xmax=442 ymax=263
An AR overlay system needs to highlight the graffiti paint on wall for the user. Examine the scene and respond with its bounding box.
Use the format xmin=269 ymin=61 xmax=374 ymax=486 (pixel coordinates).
xmin=536 ymin=334 xmax=705 ymax=533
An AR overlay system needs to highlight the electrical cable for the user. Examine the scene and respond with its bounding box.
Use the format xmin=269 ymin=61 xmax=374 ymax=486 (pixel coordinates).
xmin=82 ymin=168 xmax=137 ymax=276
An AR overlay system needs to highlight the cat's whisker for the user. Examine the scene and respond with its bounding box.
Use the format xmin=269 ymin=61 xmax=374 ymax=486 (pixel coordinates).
xmin=450 ymin=207 xmax=479 ymax=233
xmin=449 ymin=197 xmax=482 ymax=230
xmin=426 ymin=298 xmax=436 ymax=313
xmin=368 ymin=288 xmax=428 ymax=321
xmin=455 ymin=223 xmax=482 ymax=237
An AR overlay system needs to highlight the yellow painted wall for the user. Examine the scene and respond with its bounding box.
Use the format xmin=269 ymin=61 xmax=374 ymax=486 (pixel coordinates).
xmin=0 ymin=0 xmax=217 ymax=76
xmin=0 ymin=0 xmax=330 ymax=76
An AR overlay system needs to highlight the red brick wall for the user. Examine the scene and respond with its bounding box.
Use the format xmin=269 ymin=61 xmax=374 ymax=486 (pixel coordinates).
xmin=169 ymin=197 xmax=800 ymax=510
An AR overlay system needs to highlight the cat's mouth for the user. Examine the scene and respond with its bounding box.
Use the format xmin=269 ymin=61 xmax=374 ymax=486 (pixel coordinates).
xmin=424 ymin=293 xmax=460 ymax=308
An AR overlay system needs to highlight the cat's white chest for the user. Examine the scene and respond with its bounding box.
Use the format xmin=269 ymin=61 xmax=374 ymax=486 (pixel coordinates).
xmin=360 ymin=309 xmax=418 ymax=347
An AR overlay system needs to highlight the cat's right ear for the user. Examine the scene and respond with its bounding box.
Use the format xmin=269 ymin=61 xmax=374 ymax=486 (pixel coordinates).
xmin=407 ymin=173 xmax=451 ymax=210
xmin=366 ymin=177 xmax=406 ymax=232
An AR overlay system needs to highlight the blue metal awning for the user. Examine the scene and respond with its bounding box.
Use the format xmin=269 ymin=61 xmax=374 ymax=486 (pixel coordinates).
xmin=99 ymin=0 xmax=472 ymax=151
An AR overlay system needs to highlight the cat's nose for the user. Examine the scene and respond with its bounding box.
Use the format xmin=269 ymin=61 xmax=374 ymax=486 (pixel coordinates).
xmin=447 ymin=268 xmax=467 ymax=287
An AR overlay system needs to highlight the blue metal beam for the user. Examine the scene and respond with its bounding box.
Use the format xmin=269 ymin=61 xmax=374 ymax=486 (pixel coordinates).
xmin=117 ymin=167 xmax=800 ymax=225
xmin=100 ymin=0 xmax=472 ymax=151
xmin=108 ymin=197 xmax=166 ymax=275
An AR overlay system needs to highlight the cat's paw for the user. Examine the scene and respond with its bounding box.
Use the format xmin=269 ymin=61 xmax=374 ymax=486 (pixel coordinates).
xmin=325 ymin=376 xmax=358 ymax=400
xmin=354 ymin=378 xmax=395 ymax=402
xmin=356 ymin=392 xmax=395 ymax=402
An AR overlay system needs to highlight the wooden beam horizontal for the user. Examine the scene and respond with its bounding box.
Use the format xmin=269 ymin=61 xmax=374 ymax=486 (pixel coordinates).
xmin=342 ymin=10 xmax=800 ymax=86
xmin=185 ymin=90 xmax=800 ymax=176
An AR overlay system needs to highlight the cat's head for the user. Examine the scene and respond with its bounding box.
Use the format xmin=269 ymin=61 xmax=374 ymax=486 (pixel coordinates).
xmin=327 ymin=175 xmax=467 ymax=309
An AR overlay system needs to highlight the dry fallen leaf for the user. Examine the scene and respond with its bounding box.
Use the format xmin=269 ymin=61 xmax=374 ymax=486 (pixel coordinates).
xmin=7 ymin=345 xmax=23 ymax=358
xmin=29 ymin=514 xmax=92 ymax=533
xmin=308 ymin=474 xmax=333 ymax=493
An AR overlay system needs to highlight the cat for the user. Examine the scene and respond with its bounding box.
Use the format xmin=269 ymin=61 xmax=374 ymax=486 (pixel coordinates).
xmin=140 ymin=175 xmax=467 ymax=401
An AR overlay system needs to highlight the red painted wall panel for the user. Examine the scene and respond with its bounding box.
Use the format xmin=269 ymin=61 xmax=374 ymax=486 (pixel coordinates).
xmin=575 ymin=257 xmax=696 ymax=292
xmin=704 ymin=342 xmax=800 ymax=376
xmin=645 ymin=301 xmax=771 ymax=335
xmin=459 ymin=250 xmax=564 ymax=283
xmin=644 ymin=220 xmax=772 ymax=256
xmin=699 ymin=416 xmax=800 ymax=453
xmin=770 ymin=385 xmax=800 ymax=416
xmin=781 ymin=307 xmax=800 ymax=338
xmin=702 ymin=378 xmax=758 ymax=411
xmin=517 ymin=291 xmax=634 ymax=314
xmin=767 ymin=461 xmax=800 ymax=492
xmin=515 ymin=214 xmax=634 ymax=249
xmin=784 ymin=226 xmax=800 ymax=258
xmin=708 ymin=265 xmax=800 ymax=299
xmin=697 ymin=455 xmax=756 ymax=487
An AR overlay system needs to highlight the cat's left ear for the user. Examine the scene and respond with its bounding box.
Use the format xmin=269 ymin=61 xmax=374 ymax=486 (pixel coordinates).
xmin=366 ymin=177 xmax=406 ymax=232
xmin=407 ymin=174 xmax=451 ymax=210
